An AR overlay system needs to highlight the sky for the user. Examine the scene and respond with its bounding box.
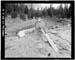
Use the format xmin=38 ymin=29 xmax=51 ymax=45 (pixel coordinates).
xmin=26 ymin=3 xmax=70 ymax=10
xmin=52 ymin=4 xmax=70 ymax=9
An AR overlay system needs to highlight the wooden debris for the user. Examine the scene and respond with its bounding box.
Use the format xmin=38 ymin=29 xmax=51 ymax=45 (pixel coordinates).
xmin=41 ymin=29 xmax=59 ymax=54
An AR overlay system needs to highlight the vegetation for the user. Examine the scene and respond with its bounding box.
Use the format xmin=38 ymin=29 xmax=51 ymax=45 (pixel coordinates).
xmin=5 ymin=3 xmax=72 ymax=20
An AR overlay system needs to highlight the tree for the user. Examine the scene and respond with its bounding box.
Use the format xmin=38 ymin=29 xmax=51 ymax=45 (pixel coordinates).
xmin=28 ymin=7 xmax=33 ymax=19
xmin=5 ymin=3 xmax=19 ymax=18
xmin=67 ymin=4 xmax=72 ymax=18
xmin=42 ymin=7 xmax=48 ymax=17
xmin=63 ymin=4 xmax=71 ymax=18
xmin=19 ymin=4 xmax=27 ymax=20
xmin=5 ymin=3 xmax=11 ymax=16
xmin=47 ymin=4 xmax=54 ymax=17
xmin=57 ymin=4 xmax=64 ymax=18
xmin=24 ymin=5 xmax=29 ymax=14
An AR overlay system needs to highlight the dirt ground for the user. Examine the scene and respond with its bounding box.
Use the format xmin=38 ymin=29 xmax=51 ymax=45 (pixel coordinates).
xmin=5 ymin=17 xmax=71 ymax=58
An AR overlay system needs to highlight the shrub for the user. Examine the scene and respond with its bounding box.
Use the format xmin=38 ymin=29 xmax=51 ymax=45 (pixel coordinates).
xmin=20 ymin=14 xmax=26 ymax=21
xmin=11 ymin=12 xmax=17 ymax=19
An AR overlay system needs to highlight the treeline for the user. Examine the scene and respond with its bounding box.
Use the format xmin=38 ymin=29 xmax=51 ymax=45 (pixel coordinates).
xmin=5 ymin=3 xmax=72 ymax=20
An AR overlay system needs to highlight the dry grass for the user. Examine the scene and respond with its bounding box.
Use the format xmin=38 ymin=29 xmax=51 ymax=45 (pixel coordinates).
xmin=5 ymin=17 xmax=71 ymax=58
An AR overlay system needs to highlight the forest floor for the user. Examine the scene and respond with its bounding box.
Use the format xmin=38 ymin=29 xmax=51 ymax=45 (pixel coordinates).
xmin=5 ymin=17 xmax=71 ymax=58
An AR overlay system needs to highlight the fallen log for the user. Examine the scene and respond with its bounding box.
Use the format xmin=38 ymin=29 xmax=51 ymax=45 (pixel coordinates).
xmin=41 ymin=29 xmax=59 ymax=54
